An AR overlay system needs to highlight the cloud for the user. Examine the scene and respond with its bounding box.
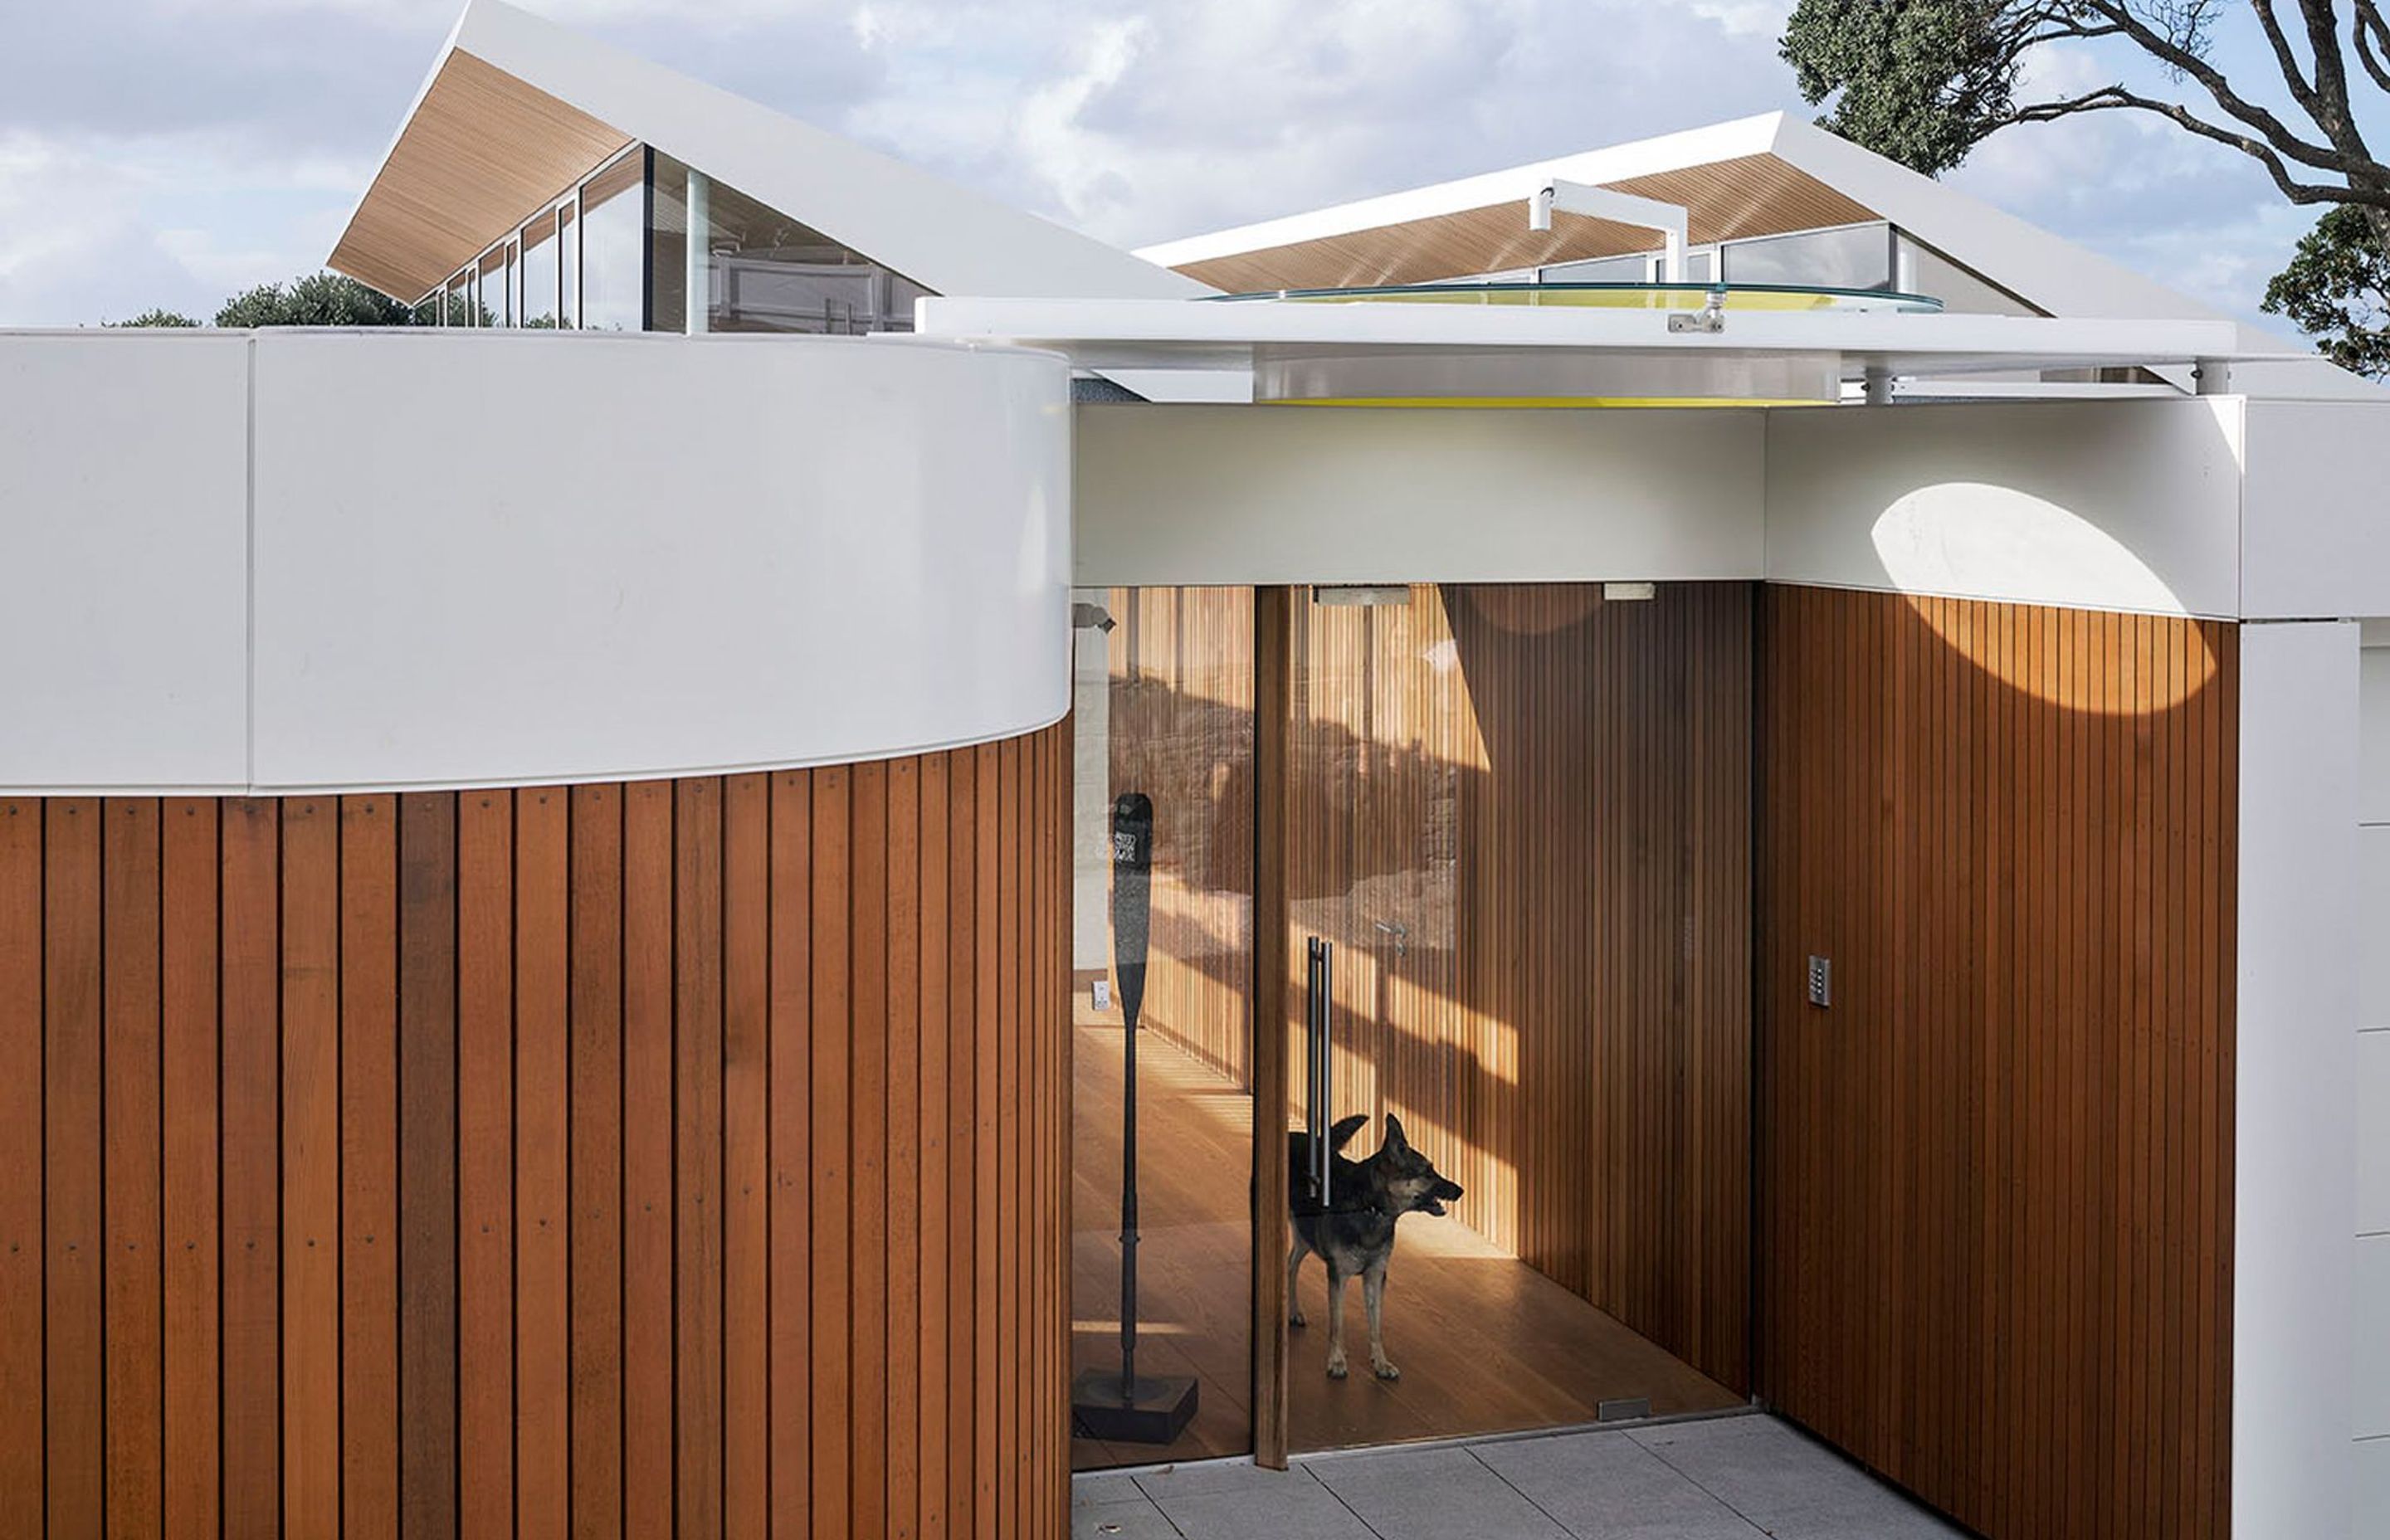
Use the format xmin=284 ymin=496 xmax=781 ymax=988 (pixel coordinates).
xmin=0 ymin=0 xmax=2344 ymax=329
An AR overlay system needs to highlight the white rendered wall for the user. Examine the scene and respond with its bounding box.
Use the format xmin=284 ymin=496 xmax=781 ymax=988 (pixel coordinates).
xmin=1073 ymin=402 xmax=1763 ymax=587
xmin=2237 ymin=621 xmax=2361 ymax=1540
xmin=0 ymin=334 xmax=251 ymax=792
xmin=0 ymin=330 xmax=1072 ymax=795
xmin=1763 ymin=397 xmax=2245 ymax=618
xmin=2354 ymin=636 xmax=2390 ymax=1534
xmin=2244 ymin=401 xmax=2390 ymax=621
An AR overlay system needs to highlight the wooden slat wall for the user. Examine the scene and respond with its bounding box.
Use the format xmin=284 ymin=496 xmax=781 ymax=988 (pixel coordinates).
xmin=1755 ymin=586 xmax=2236 ymax=1540
xmin=1282 ymin=582 xmax=1753 ymax=1393
xmin=0 ymin=718 xmax=1072 ymax=1540
xmin=1105 ymin=586 xmax=1257 ymax=1087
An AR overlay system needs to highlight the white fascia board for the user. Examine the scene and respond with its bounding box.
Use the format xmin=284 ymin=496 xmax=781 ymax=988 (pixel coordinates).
xmin=1134 ymin=115 xmax=1786 ymax=269
xmin=915 ymin=296 xmax=2257 ymax=378
xmin=422 ymin=0 xmax=1207 ymax=303
xmin=1765 ymin=115 xmax=2382 ymax=401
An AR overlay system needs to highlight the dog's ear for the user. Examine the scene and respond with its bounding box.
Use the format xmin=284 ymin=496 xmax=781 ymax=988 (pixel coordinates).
xmin=1383 ymin=1113 xmax=1410 ymax=1151
xmin=1329 ymin=1113 xmax=1369 ymax=1151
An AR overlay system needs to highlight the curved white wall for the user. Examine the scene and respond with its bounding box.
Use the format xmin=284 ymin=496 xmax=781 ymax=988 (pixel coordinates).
xmin=0 ymin=330 xmax=1071 ymax=795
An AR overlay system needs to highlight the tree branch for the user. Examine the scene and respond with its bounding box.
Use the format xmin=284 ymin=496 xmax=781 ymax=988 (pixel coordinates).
xmin=2251 ymin=0 xmax=2323 ymax=119
xmin=2355 ymin=1 xmax=2390 ymax=96
xmin=2010 ymin=85 xmax=2390 ymax=210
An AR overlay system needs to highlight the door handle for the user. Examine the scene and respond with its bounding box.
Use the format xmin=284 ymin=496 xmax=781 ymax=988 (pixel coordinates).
xmin=1305 ymin=937 xmax=1334 ymax=1207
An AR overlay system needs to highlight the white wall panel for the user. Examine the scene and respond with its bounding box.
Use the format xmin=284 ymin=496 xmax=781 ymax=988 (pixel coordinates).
xmin=2236 ymin=620 xmax=2362 ymax=1538
xmin=2244 ymin=402 xmax=2390 ymax=621
xmin=2360 ymin=1237 xmax=2390 ymax=1438
xmin=2363 ymin=829 xmax=2390 ymax=1034
xmin=1074 ymin=402 xmax=1764 ymax=587
xmin=248 ymin=332 xmax=1070 ymax=791
xmin=2363 ymin=1032 xmax=2390 ymax=1239
xmin=2360 ymin=646 xmax=2390 ymax=823
xmin=1764 ymin=397 xmax=2243 ymax=618
xmin=0 ymin=334 xmax=251 ymax=792
xmin=2358 ymin=1435 xmax=2390 ymax=1540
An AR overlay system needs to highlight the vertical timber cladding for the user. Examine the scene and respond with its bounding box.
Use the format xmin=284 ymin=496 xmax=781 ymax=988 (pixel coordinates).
xmin=1756 ymin=585 xmax=2236 ymax=1540
xmin=0 ymin=718 xmax=1074 ymax=1540
xmin=1285 ymin=582 xmax=1754 ymax=1395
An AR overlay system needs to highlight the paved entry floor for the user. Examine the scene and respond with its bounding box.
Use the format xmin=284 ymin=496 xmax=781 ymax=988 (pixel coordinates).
xmin=1071 ymin=1412 xmax=1968 ymax=1540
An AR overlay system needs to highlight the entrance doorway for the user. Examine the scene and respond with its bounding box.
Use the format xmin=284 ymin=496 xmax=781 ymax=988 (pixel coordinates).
xmin=1070 ymin=582 xmax=1753 ymax=1470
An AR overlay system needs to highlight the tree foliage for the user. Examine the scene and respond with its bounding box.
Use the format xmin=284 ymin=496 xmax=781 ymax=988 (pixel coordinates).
xmin=2261 ymin=202 xmax=2390 ymax=374
xmin=211 ymin=272 xmax=427 ymax=329
xmin=1782 ymin=0 xmax=2390 ymax=368
xmin=1782 ymin=2 xmax=2390 ymax=238
xmin=108 ymin=308 xmax=202 ymax=328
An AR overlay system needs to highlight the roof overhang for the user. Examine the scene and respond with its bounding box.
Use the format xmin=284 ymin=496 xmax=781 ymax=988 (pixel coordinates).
xmin=332 ymin=0 xmax=1209 ymax=306
xmin=912 ymin=296 xmax=2286 ymax=401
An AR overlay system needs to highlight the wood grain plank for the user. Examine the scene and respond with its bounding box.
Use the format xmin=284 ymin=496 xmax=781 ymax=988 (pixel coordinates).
xmin=810 ymin=766 xmax=853 ymax=1539
xmin=342 ymin=797 xmax=401 ymax=1540
xmin=722 ymin=774 xmax=769 ymax=1540
xmin=280 ymin=798 xmax=342 ymax=1540
xmin=620 ymin=782 xmax=676 ymax=1540
xmin=767 ymin=772 xmax=812 ymax=1540
xmin=674 ymin=777 xmax=725 ymax=1540
xmin=159 ymin=801 xmax=222 ymax=1540
xmin=885 ymin=758 xmax=921 ymax=1540
xmin=0 ymin=800 xmax=43 ymax=1538
xmin=456 ymin=790 xmax=515 ymax=1540
xmin=45 ymin=800 xmax=105 ymax=1540
xmin=569 ymin=785 xmax=625 ymax=1540
xmin=515 ymin=788 xmax=571 ymax=1540
xmin=398 ymin=792 xmax=458 ymax=1540
xmin=850 ymin=761 xmax=890 ymax=1540
xmin=220 ymin=800 xmax=281 ymax=1540
xmin=103 ymin=800 xmax=163 ymax=1540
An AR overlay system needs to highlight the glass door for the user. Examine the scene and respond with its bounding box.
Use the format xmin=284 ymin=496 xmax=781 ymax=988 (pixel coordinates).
xmin=1281 ymin=582 xmax=1752 ymax=1454
xmin=1069 ymin=586 xmax=1257 ymax=1469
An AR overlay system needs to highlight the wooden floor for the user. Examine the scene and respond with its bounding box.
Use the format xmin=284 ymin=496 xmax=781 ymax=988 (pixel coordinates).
xmin=1071 ymin=1025 xmax=1744 ymax=1470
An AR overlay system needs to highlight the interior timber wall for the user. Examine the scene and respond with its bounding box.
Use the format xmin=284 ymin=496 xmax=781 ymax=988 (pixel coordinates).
xmin=0 ymin=722 xmax=1071 ymax=1540
xmin=1104 ymin=586 xmax=1256 ymax=1088
xmin=1285 ymin=582 xmax=1753 ymax=1394
xmin=1756 ymin=585 xmax=2236 ymax=1539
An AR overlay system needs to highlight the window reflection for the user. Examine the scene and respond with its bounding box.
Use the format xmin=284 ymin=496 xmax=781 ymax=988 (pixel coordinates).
xmin=520 ymin=211 xmax=558 ymax=329
xmin=581 ymin=152 xmax=645 ymax=332
xmin=477 ymin=247 xmax=508 ymax=329
xmin=558 ymin=204 xmax=579 ymax=329
xmin=652 ymin=149 xmax=930 ymax=334
xmin=1719 ymin=223 xmax=1893 ymax=290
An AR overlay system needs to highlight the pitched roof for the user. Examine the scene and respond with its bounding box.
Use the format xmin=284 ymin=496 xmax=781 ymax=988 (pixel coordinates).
xmin=1139 ymin=112 xmax=2378 ymax=399
xmin=329 ymin=0 xmax=1207 ymax=306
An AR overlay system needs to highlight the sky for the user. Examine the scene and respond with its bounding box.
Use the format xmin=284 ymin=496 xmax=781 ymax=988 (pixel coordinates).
xmin=0 ymin=0 xmax=2367 ymax=336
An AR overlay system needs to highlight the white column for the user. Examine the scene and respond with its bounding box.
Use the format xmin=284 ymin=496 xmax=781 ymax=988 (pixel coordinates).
xmin=2236 ymin=617 xmax=2361 ymax=1539
xmin=685 ymin=167 xmax=710 ymax=337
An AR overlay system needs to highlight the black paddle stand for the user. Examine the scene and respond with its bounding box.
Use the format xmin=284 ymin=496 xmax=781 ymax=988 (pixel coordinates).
xmin=1071 ymin=792 xmax=1200 ymax=1445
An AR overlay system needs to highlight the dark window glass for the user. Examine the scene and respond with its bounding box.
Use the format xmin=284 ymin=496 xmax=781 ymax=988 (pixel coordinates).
xmin=581 ymin=151 xmax=645 ymax=332
xmin=558 ymin=204 xmax=579 ymax=328
xmin=651 ymin=148 xmax=932 ymax=334
xmin=647 ymin=148 xmax=688 ymax=334
xmin=478 ymin=247 xmax=507 ymax=329
xmin=521 ymin=211 xmax=558 ymax=329
xmin=446 ymin=270 xmax=475 ymax=327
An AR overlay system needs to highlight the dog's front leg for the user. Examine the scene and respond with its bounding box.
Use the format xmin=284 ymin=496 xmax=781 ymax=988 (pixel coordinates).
xmin=1324 ymin=1265 xmax=1349 ymax=1378
xmin=1363 ymin=1261 xmax=1397 ymax=1380
xmin=1285 ymin=1235 xmax=1310 ymax=1328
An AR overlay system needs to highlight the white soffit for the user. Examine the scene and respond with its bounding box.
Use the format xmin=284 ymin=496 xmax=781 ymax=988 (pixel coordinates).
xmin=333 ymin=0 xmax=1209 ymax=305
xmin=912 ymin=297 xmax=2270 ymax=383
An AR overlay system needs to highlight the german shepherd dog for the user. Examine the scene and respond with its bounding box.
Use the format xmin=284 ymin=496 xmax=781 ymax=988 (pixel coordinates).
xmin=1285 ymin=1113 xmax=1464 ymax=1381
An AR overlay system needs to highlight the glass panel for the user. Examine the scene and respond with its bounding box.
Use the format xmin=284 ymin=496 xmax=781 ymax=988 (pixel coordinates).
xmin=653 ymin=148 xmax=933 ymax=334
xmin=1285 ymin=582 xmax=1749 ymax=1453
xmin=1893 ymin=230 xmax=2038 ymax=316
xmin=558 ymin=204 xmax=579 ymax=329
xmin=1071 ymin=585 xmax=1254 ymax=1470
xmin=1720 ymin=222 xmax=1892 ymax=290
xmin=446 ymin=270 xmax=475 ymax=327
xmin=646 ymin=148 xmax=687 ymax=334
xmin=477 ymin=248 xmax=507 ymax=329
xmin=520 ymin=211 xmax=558 ymax=329
xmin=580 ymin=151 xmax=645 ymax=332
xmin=1539 ymin=252 xmax=1651 ymax=284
